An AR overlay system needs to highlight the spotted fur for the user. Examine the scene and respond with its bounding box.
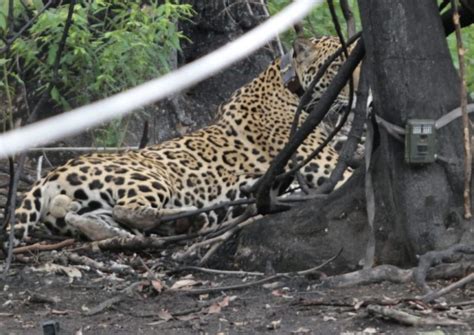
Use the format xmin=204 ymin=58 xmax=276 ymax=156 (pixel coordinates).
xmin=13 ymin=36 xmax=356 ymax=241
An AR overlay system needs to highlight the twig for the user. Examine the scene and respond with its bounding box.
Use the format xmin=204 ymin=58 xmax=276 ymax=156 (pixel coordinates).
xmin=452 ymin=0 xmax=472 ymax=219
xmin=422 ymin=272 xmax=474 ymax=303
xmin=450 ymin=299 xmax=474 ymax=307
xmin=171 ymin=274 xmax=288 ymax=295
xmin=67 ymin=252 xmax=134 ymax=275
xmin=367 ymin=304 xmax=468 ymax=327
xmin=177 ymin=207 xmax=257 ymax=261
xmin=83 ymin=295 xmax=125 ymax=316
xmin=199 ymin=212 xmax=259 ymax=265
xmin=13 ymin=238 xmax=75 ymax=254
xmin=168 ymin=266 xmax=264 ymax=277
xmin=138 ymin=121 xmax=149 ymax=149
xmin=82 ymin=281 xmax=144 ymax=316
xmin=171 ymin=250 xmax=341 ymax=295
xmin=36 ymin=155 xmax=43 ymax=180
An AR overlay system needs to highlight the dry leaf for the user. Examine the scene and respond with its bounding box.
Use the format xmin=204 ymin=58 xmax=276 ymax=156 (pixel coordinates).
xmin=176 ymin=314 xmax=197 ymax=321
xmin=263 ymin=282 xmax=281 ymax=289
xmin=207 ymin=296 xmax=231 ymax=314
xmin=219 ymin=296 xmax=230 ymax=308
xmin=353 ymin=300 xmax=364 ymax=310
xmin=199 ymin=294 xmax=209 ymax=300
xmin=158 ymin=309 xmax=173 ymax=321
xmin=151 ymin=280 xmax=164 ymax=293
xmin=271 ymin=289 xmax=293 ymax=299
xmin=208 ymin=303 xmax=222 ymax=314
xmin=50 ymin=309 xmax=69 ymax=315
xmin=32 ymin=263 xmax=82 ymax=282
xmin=291 ymin=327 xmax=311 ymax=334
xmin=170 ymin=279 xmax=199 ymax=290
xmin=362 ymin=327 xmax=377 ymax=334
xmin=146 ymin=320 xmax=167 ymax=326
xmin=266 ymin=319 xmax=281 ymax=330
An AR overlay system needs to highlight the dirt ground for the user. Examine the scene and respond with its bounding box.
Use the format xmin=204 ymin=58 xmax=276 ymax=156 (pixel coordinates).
xmin=0 ymin=245 xmax=473 ymax=335
xmin=0 ymin=164 xmax=473 ymax=335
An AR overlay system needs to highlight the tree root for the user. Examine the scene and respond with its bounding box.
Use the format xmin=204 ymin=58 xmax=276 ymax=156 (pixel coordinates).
xmin=321 ymin=261 xmax=474 ymax=289
xmin=413 ymin=243 xmax=474 ymax=294
xmin=320 ymin=265 xmax=413 ymax=288
xmin=367 ymin=304 xmax=468 ymax=327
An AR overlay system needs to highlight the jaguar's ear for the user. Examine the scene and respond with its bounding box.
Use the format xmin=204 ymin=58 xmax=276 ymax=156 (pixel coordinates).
xmin=292 ymin=38 xmax=313 ymax=59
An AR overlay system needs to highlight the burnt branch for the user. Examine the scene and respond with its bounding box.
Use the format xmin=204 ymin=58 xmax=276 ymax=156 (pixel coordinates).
xmin=256 ymin=39 xmax=365 ymax=214
xmin=287 ymin=32 xmax=362 ymax=144
xmin=327 ymin=0 xmax=348 ymax=56
xmin=282 ymin=0 xmax=356 ymax=185
xmin=340 ymin=0 xmax=356 ymax=37
xmin=316 ymin=61 xmax=370 ymax=194
xmin=281 ymin=32 xmax=361 ymax=192
xmin=138 ymin=121 xmax=149 ymax=149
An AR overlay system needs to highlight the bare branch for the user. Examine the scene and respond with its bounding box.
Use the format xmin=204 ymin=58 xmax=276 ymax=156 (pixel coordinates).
xmin=451 ymin=0 xmax=472 ymax=219
xmin=256 ymin=39 xmax=364 ymax=214
xmin=367 ymin=304 xmax=468 ymax=327
xmin=340 ymin=0 xmax=356 ymax=37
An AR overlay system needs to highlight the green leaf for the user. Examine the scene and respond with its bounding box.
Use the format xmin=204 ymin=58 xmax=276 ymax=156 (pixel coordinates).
xmin=50 ymin=86 xmax=60 ymax=102
xmin=0 ymin=13 xmax=6 ymax=31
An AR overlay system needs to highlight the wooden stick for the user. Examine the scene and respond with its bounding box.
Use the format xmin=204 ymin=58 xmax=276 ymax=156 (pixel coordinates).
xmin=13 ymin=238 xmax=75 ymax=254
xmin=367 ymin=304 xmax=468 ymax=327
xmin=422 ymin=272 xmax=474 ymax=303
xmin=452 ymin=0 xmax=472 ymax=219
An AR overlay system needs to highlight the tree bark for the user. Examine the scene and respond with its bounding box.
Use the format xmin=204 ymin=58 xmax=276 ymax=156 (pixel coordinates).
xmin=359 ymin=0 xmax=472 ymax=260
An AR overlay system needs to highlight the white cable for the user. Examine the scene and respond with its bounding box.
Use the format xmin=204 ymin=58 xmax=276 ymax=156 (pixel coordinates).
xmin=0 ymin=0 xmax=323 ymax=158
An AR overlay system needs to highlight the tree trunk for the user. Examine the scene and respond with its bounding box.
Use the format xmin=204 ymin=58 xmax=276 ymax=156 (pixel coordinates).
xmin=359 ymin=0 xmax=472 ymax=261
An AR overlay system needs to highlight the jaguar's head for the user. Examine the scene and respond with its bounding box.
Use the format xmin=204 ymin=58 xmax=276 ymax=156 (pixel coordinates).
xmin=292 ymin=36 xmax=358 ymax=105
xmin=289 ymin=36 xmax=360 ymax=132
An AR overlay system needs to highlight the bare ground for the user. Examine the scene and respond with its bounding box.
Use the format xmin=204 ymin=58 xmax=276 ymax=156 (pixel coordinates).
xmin=0 ymin=245 xmax=473 ymax=335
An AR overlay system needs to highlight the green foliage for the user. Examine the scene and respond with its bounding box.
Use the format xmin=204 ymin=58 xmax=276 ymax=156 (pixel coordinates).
xmin=267 ymin=0 xmax=360 ymax=47
xmin=268 ymin=0 xmax=473 ymax=95
xmin=0 ymin=0 xmax=193 ymax=145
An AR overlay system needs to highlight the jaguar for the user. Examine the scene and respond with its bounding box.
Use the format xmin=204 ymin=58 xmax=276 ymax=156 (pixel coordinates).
xmin=12 ymin=36 xmax=357 ymax=241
